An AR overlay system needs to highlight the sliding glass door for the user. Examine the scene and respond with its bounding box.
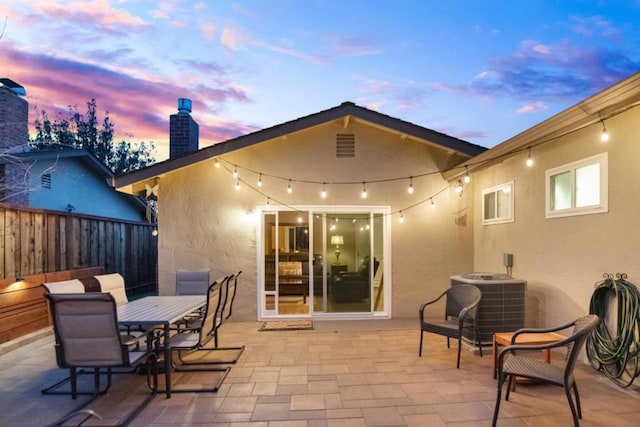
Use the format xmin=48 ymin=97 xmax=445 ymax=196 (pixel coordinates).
xmin=260 ymin=207 xmax=388 ymax=319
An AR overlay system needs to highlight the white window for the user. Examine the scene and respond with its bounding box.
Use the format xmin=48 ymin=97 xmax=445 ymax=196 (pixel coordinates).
xmin=482 ymin=181 xmax=514 ymax=225
xmin=545 ymin=152 xmax=608 ymax=218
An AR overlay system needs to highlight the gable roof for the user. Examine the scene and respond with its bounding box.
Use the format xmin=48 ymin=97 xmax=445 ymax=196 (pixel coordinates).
xmin=115 ymin=101 xmax=487 ymax=193
xmin=444 ymin=72 xmax=640 ymax=181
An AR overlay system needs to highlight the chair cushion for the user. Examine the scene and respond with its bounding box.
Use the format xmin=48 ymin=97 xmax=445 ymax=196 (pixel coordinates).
xmin=42 ymin=279 xmax=85 ymax=294
xmin=95 ymin=273 xmax=128 ymax=305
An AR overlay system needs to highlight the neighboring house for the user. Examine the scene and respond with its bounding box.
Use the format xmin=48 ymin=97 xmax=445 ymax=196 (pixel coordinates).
xmin=116 ymin=101 xmax=486 ymax=321
xmin=2 ymin=149 xmax=147 ymax=221
xmin=446 ymin=72 xmax=640 ymax=329
xmin=0 ymin=78 xmax=147 ymax=222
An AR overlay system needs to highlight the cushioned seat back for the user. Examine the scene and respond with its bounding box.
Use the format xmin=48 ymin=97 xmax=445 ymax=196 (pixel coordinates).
xmin=47 ymin=293 xmax=124 ymax=367
xmin=176 ymin=269 xmax=211 ymax=295
xmin=42 ymin=279 xmax=85 ymax=294
xmin=95 ymin=273 xmax=128 ymax=305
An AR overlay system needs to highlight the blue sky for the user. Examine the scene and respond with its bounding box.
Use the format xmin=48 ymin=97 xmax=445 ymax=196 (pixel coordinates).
xmin=1 ymin=0 xmax=638 ymax=160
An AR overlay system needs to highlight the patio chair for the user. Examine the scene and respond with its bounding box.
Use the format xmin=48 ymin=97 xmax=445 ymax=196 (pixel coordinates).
xmin=209 ymin=270 xmax=245 ymax=363
xmin=418 ymin=283 xmax=483 ymax=368
xmin=492 ymin=314 xmax=600 ymax=427
xmin=176 ymin=268 xmax=211 ymax=295
xmin=44 ymin=293 xmax=158 ymax=426
xmin=162 ymin=277 xmax=231 ymax=393
xmin=42 ymin=279 xmax=85 ymax=294
xmin=95 ymin=273 xmax=128 ymax=305
xmin=174 ymin=268 xmax=210 ymax=328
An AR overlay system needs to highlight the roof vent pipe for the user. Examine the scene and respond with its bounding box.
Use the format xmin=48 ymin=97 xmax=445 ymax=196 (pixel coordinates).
xmin=177 ymin=98 xmax=192 ymax=114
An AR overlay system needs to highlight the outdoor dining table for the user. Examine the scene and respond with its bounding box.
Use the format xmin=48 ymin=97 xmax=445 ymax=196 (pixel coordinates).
xmin=117 ymin=295 xmax=206 ymax=398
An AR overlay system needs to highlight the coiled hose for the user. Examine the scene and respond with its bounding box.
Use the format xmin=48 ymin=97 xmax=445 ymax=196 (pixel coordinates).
xmin=586 ymin=273 xmax=640 ymax=387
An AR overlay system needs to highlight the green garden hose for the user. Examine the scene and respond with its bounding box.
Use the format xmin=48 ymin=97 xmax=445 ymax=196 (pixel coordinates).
xmin=586 ymin=273 xmax=640 ymax=387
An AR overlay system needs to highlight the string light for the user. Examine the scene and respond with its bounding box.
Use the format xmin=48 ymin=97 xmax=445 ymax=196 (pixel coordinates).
xmin=526 ymin=147 xmax=533 ymax=167
xmin=235 ymin=179 xmax=240 ymax=191
xmin=399 ymin=211 xmax=404 ymax=223
xmin=463 ymin=166 xmax=470 ymax=183
xmin=455 ymin=180 xmax=463 ymax=194
xmin=600 ymin=120 xmax=609 ymax=142
xmin=408 ymin=177 xmax=414 ymax=194
xmin=430 ymin=198 xmax=435 ymax=208
xmin=321 ymin=182 xmax=327 ymax=198
xmin=266 ymin=197 xmax=270 ymax=205
xmin=257 ymin=173 xmax=263 ymax=187
xmin=361 ymin=182 xmax=367 ymax=199
xmin=214 ymin=158 xmax=220 ymax=168
xmin=287 ymin=179 xmax=292 ymax=194
xmin=232 ymin=166 xmax=238 ymax=178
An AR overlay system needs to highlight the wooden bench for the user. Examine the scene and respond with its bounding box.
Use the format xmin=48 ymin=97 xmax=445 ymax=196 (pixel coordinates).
xmin=0 ymin=267 xmax=104 ymax=344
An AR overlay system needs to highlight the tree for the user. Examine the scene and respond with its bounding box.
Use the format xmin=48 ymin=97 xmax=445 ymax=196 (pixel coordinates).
xmin=30 ymin=99 xmax=156 ymax=175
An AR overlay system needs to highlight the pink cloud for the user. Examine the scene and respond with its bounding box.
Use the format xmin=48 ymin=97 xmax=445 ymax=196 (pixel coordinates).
xmin=30 ymin=0 xmax=150 ymax=29
xmin=3 ymin=46 xmax=253 ymax=160
xmin=516 ymin=101 xmax=549 ymax=114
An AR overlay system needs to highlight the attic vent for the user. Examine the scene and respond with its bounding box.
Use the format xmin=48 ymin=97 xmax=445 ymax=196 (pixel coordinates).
xmin=41 ymin=173 xmax=51 ymax=189
xmin=336 ymin=133 xmax=355 ymax=157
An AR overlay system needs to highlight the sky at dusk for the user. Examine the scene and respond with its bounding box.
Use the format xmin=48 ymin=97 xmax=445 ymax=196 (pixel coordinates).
xmin=1 ymin=1 xmax=639 ymax=161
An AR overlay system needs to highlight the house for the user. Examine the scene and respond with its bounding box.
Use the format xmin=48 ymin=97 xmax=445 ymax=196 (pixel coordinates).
xmin=0 ymin=78 xmax=147 ymax=222
xmin=115 ymin=101 xmax=486 ymax=321
xmin=445 ymin=71 xmax=640 ymax=329
xmin=116 ymin=72 xmax=640 ymax=328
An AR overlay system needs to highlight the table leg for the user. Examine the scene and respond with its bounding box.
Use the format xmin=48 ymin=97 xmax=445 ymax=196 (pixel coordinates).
xmin=164 ymin=324 xmax=172 ymax=398
xmin=493 ymin=335 xmax=498 ymax=379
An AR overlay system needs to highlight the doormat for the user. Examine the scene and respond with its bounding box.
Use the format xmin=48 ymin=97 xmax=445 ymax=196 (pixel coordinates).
xmin=259 ymin=320 xmax=314 ymax=331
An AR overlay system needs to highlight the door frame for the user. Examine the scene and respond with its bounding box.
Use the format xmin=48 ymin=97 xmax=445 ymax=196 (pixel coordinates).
xmin=256 ymin=205 xmax=392 ymax=320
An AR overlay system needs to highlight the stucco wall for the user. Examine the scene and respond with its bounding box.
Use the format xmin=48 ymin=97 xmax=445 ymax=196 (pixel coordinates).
xmin=472 ymin=106 xmax=640 ymax=328
xmin=157 ymin=120 xmax=474 ymax=320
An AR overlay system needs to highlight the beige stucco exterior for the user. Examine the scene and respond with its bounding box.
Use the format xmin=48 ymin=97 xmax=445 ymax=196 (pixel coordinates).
xmin=471 ymin=90 xmax=640 ymax=329
xmin=155 ymin=118 xmax=475 ymax=320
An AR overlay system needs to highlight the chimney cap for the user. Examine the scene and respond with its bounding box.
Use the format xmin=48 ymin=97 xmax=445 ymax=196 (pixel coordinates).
xmin=0 ymin=78 xmax=26 ymax=96
xmin=177 ymin=98 xmax=192 ymax=114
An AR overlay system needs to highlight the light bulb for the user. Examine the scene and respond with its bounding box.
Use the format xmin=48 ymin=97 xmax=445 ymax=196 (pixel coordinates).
xmin=287 ymin=180 xmax=292 ymax=194
xmin=214 ymin=158 xmax=220 ymax=168
xmin=526 ymin=147 xmax=533 ymax=167
xmin=257 ymin=173 xmax=263 ymax=187
xmin=463 ymin=167 xmax=470 ymax=183
xmin=321 ymin=183 xmax=327 ymax=198
xmin=430 ymin=198 xmax=435 ymax=209
xmin=455 ymin=180 xmax=463 ymax=193
xmin=600 ymin=124 xmax=609 ymax=142
xmin=408 ymin=177 xmax=414 ymax=194
xmin=399 ymin=211 xmax=404 ymax=223
xmin=235 ymin=179 xmax=240 ymax=191
xmin=232 ymin=167 xmax=238 ymax=178
xmin=266 ymin=197 xmax=270 ymax=205
xmin=361 ymin=182 xmax=367 ymax=199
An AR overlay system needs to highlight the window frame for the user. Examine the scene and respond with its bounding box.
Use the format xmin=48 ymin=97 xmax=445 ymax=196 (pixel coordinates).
xmin=481 ymin=181 xmax=515 ymax=225
xmin=545 ymin=152 xmax=608 ymax=219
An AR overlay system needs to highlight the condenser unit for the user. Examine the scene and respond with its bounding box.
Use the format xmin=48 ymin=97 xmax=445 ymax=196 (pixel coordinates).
xmin=451 ymin=273 xmax=526 ymax=347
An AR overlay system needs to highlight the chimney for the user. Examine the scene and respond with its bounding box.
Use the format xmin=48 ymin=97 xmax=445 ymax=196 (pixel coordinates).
xmin=0 ymin=78 xmax=28 ymax=152
xmin=169 ymin=98 xmax=199 ymax=159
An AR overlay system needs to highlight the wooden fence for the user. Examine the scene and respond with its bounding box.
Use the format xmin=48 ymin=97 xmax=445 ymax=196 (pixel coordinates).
xmin=0 ymin=203 xmax=157 ymax=295
xmin=0 ymin=204 xmax=158 ymax=344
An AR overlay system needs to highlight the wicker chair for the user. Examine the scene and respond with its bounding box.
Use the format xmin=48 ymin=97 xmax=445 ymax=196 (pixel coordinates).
xmin=418 ymin=283 xmax=483 ymax=368
xmin=492 ymin=314 xmax=600 ymax=427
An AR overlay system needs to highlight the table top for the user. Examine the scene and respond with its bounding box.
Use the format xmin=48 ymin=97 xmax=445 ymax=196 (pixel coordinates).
xmin=494 ymin=331 xmax=566 ymax=346
xmin=117 ymin=295 xmax=205 ymax=326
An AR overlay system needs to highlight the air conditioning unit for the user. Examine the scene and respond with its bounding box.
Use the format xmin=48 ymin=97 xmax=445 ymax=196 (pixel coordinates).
xmin=451 ymin=273 xmax=526 ymax=347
